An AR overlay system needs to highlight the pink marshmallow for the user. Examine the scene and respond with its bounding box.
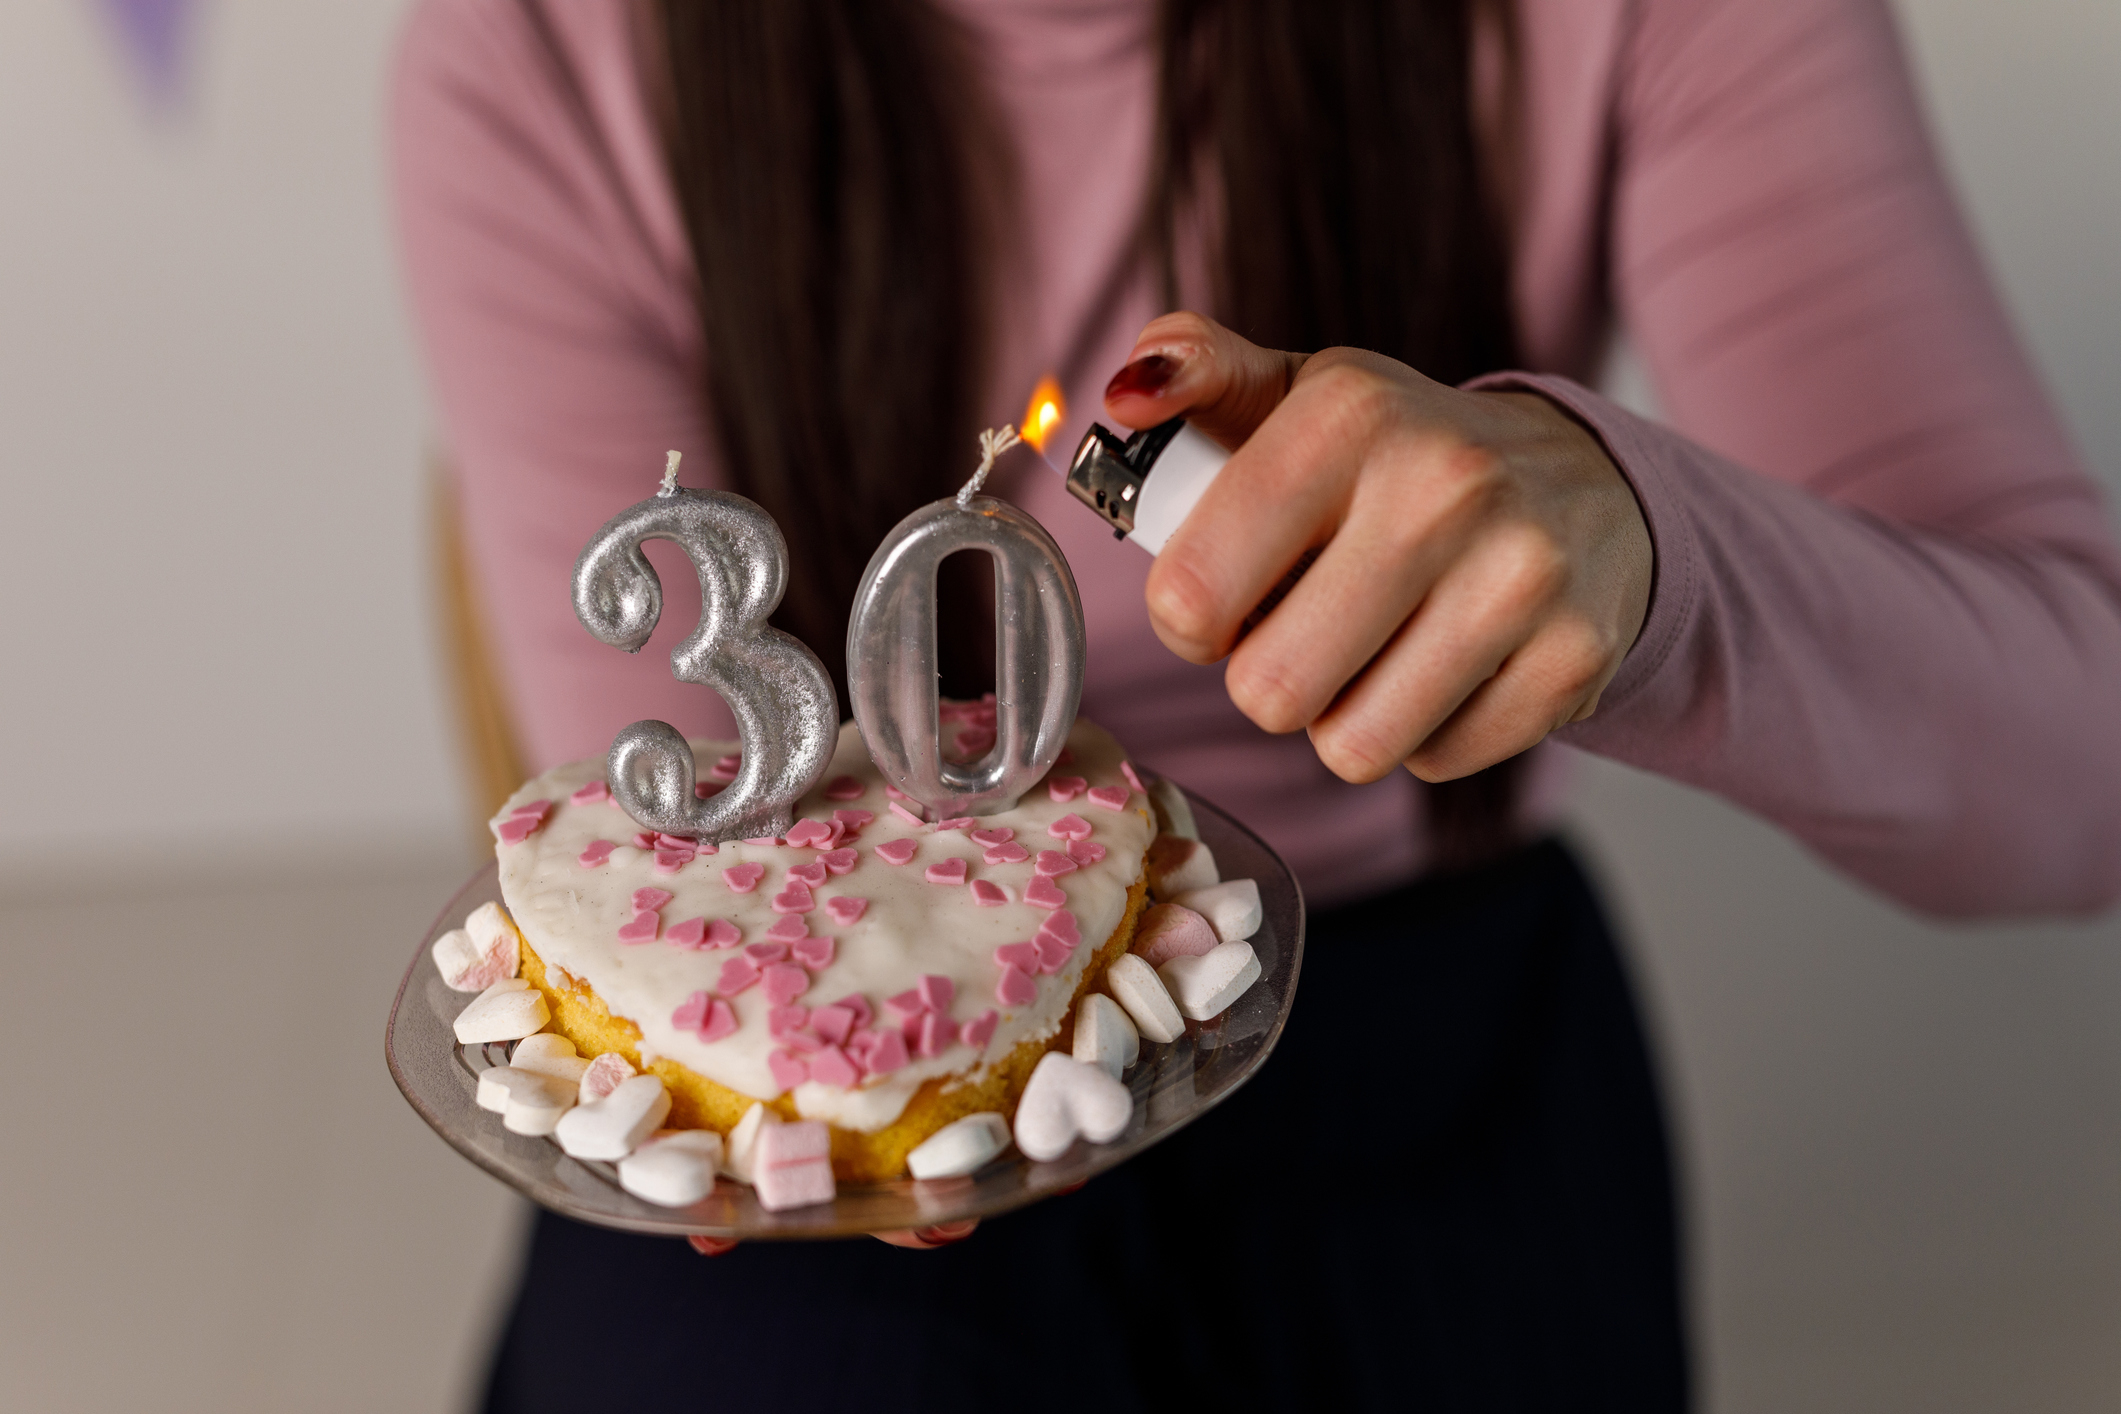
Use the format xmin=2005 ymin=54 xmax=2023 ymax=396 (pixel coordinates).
xmin=1131 ymin=903 xmax=1221 ymax=968
xmin=995 ymin=964 xmax=1038 ymax=1008
xmin=616 ymin=912 xmax=660 ymax=944
xmin=824 ymin=895 xmax=867 ymax=925
xmin=722 ymin=863 xmax=765 ymax=893
xmin=970 ymin=879 xmax=1011 ymax=907
xmin=716 ymin=957 xmax=761 ymax=995
xmin=875 ymin=838 xmax=918 ymax=866
xmin=1087 ymin=785 xmax=1131 ymax=812
xmin=1023 ymin=875 xmax=1067 ymax=910
xmin=754 ymin=1120 xmax=836 ymax=1211
xmin=924 ymin=857 xmax=968 ymax=886
xmin=824 ymin=775 xmax=865 ymax=801
xmin=578 ymin=840 xmax=616 ymax=867
xmin=1048 ymin=776 xmax=1087 ymax=802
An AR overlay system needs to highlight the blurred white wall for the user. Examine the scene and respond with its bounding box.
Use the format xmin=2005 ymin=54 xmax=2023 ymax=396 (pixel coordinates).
xmin=0 ymin=1 xmax=2114 ymax=1411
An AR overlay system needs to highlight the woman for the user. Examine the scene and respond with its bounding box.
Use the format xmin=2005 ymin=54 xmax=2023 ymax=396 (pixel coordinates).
xmin=393 ymin=0 xmax=2121 ymax=1408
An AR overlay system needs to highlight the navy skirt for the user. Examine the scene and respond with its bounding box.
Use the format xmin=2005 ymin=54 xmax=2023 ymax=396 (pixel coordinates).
xmin=480 ymin=838 xmax=1687 ymax=1411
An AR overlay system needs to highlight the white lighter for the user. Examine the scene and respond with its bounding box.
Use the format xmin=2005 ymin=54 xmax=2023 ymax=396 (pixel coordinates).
xmin=1063 ymin=418 xmax=1231 ymax=553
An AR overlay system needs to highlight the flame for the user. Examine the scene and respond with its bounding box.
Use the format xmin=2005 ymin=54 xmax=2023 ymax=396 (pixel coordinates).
xmin=1020 ymin=375 xmax=1066 ymax=454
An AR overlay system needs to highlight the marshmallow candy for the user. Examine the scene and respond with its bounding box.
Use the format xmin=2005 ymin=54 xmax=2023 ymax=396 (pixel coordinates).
xmin=453 ymin=978 xmax=550 ymax=1045
xmin=619 ymin=1129 xmax=723 ymax=1207
xmin=906 ymin=1111 xmax=1011 ymax=1180
xmin=1171 ymin=878 xmax=1263 ymax=944
xmin=754 ymin=1119 xmax=836 ymax=1211
xmin=1013 ymin=1052 xmax=1132 ymax=1161
xmin=431 ymin=901 xmax=522 ymax=992
xmin=1147 ymin=777 xmax=1198 ymax=841
xmin=1104 ymin=954 xmax=1184 ymax=1044
xmin=509 ymin=1032 xmax=591 ymax=1087
xmin=1072 ymin=992 xmax=1140 ymax=1080
xmin=1129 ymin=902 xmax=1221 ymax=969
xmin=721 ymin=1101 xmax=779 ymax=1184
xmin=1146 ymin=835 xmax=1218 ymax=897
xmin=1158 ymin=939 xmax=1262 ymax=1021
xmin=578 ymin=1051 xmax=635 ymax=1104
xmin=553 ymin=1073 xmax=670 ymax=1161
xmin=475 ymin=1066 xmax=578 ymax=1136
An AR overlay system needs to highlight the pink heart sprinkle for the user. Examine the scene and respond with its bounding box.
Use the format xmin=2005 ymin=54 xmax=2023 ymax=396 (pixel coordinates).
xmin=511 ymin=800 xmax=551 ymax=819
xmin=1034 ymin=931 xmax=1074 ymax=974
xmin=616 ymin=912 xmax=661 ymax=944
xmin=994 ymin=965 xmax=1038 ymax=1008
xmin=699 ymin=998 xmax=739 ymax=1042
xmin=762 ymin=962 xmax=811 ymax=1006
xmin=746 ymin=942 xmax=790 ymax=963
xmin=822 ymin=819 xmax=847 ymax=848
xmin=765 ymin=914 xmax=809 ymax=942
xmin=885 ymin=784 xmax=909 ymax=800
xmin=743 ymin=835 xmax=782 ymax=847
xmin=632 ymin=887 xmax=674 ymax=913
xmin=1038 ymin=910 xmax=1082 ymax=946
xmin=571 ymin=780 xmax=611 ymax=805
xmin=771 ymin=882 xmax=815 ymax=914
xmin=875 ymin=838 xmax=918 ymax=866
xmin=886 ymin=988 xmax=927 ymax=1021
xmin=656 ymin=832 xmax=692 ymax=850
xmin=994 ymin=940 xmax=1040 ymax=972
xmin=703 ymin=919 xmax=742 ymax=949
xmin=1047 ymin=813 xmax=1092 ymax=841
xmin=924 ymin=857 xmax=968 ymax=886
xmin=933 ymin=816 xmax=976 ymax=832
xmin=1087 ymin=785 xmax=1131 ymax=812
xmin=832 ymin=809 xmax=873 ymax=831
xmin=664 ymin=916 xmax=707 ymax=948
xmin=633 ymin=832 xmax=657 ymax=849
xmin=810 ymin=1003 xmax=855 ymax=1045
xmin=671 ymin=990 xmax=710 ymax=1031
xmin=824 ymin=896 xmax=868 ymax=925
xmin=961 ymin=1009 xmax=998 ymax=1050
xmin=1121 ymin=761 xmax=1147 ymax=793
xmin=983 ymin=842 xmax=1030 ymax=865
xmin=809 ymin=1045 xmax=860 ymax=1088
xmin=1067 ymin=839 xmax=1107 ymax=866
xmin=819 ymin=847 xmax=859 ymax=876
xmin=767 ymin=1050 xmax=808 ymax=1092
xmin=717 ymin=956 xmax=761 ymax=995
xmin=787 ymin=861 xmax=828 ymax=888
xmin=782 ymin=1028 xmax=824 ymax=1055
xmin=1034 ymin=850 xmax=1078 ymax=877
xmin=918 ymin=974 xmax=956 ymax=1011
xmin=767 ymin=1004 xmax=809 ymax=1037
xmin=792 ymin=935 xmax=835 ymax=970
xmin=495 ymin=815 xmax=543 ymax=845
xmin=970 ymin=879 xmax=1010 ymax=907
xmin=578 ymin=840 xmax=616 ymax=867
xmin=969 ymin=827 xmax=1015 ymax=847
xmin=865 ymin=1028 xmax=909 ymax=1074
xmin=785 ymin=818 xmax=835 ymax=848
xmin=1023 ymin=874 xmax=1067 ymax=910
xmin=915 ymin=1011 xmax=959 ymax=1057
xmin=824 ymin=775 xmax=865 ymax=801
xmin=1048 ymin=776 xmax=1087 ymax=802
xmin=722 ymin=863 xmax=764 ymax=893
xmin=652 ymin=850 xmax=691 ymax=875
xmin=890 ymin=801 xmax=925 ymax=826
xmin=838 ymin=994 xmax=874 ymax=1029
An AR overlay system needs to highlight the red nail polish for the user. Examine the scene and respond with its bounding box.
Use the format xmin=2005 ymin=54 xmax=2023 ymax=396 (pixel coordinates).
xmin=1105 ymin=354 xmax=1177 ymax=401
xmin=915 ymin=1222 xmax=976 ymax=1246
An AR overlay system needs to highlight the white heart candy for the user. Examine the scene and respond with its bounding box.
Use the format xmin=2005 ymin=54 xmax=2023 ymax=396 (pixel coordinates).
xmin=475 ymin=1066 xmax=577 ymax=1135
xmin=553 ymin=1073 xmax=670 ymax=1160
xmin=1146 ymin=835 xmax=1219 ymax=896
xmin=1103 ymin=954 xmax=1183 ymax=1044
xmin=1158 ymin=939 xmax=1261 ymax=1021
xmin=510 ymin=1032 xmax=590 ymax=1086
xmin=1072 ymin=993 xmax=1139 ymax=1080
xmin=1171 ymin=878 xmax=1262 ymax=944
xmin=1148 ymin=778 xmax=1198 ymax=841
xmin=1012 ymin=1052 xmax=1131 ymax=1161
xmin=453 ymin=979 xmax=549 ymax=1044
xmin=906 ymin=1112 xmax=1011 ymax=1180
xmin=619 ymin=1129 xmax=722 ymax=1207
xmin=720 ymin=1102 xmax=780 ymax=1183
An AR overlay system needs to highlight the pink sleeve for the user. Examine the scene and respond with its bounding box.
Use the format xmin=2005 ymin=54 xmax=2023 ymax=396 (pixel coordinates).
xmin=1479 ymin=0 xmax=2121 ymax=916
xmin=391 ymin=0 xmax=739 ymax=772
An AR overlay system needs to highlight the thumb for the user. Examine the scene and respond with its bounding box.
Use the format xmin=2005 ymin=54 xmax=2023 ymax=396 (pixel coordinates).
xmin=1102 ymin=311 xmax=1308 ymax=451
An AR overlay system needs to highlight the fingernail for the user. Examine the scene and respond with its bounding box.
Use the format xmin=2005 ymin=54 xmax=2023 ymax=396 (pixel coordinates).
xmin=687 ymin=1235 xmax=738 ymax=1257
xmin=1105 ymin=353 xmax=1178 ymax=401
xmin=913 ymin=1221 xmax=976 ymax=1246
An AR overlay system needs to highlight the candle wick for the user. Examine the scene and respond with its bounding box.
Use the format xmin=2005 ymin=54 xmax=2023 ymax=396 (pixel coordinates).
xmin=658 ymin=450 xmax=682 ymax=498
xmin=957 ymin=425 xmax=1021 ymax=509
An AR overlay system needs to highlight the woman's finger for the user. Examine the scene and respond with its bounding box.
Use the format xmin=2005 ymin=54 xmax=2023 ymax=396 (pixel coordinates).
xmin=871 ymin=1220 xmax=979 ymax=1250
xmin=1400 ymin=617 xmax=1625 ymax=781
xmin=688 ymin=1235 xmax=739 ymax=1257
xmin=1101 ymin=310 xmax=1307 ymax=449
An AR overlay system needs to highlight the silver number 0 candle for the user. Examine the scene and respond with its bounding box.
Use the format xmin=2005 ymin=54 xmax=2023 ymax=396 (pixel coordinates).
xmin=572 ymin=459 xmax=839 ymax=842
xmin=847 ymin=429 xmax=1086 ymax=818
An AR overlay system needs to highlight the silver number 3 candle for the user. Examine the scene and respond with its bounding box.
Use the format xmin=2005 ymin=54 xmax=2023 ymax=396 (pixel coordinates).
xmin=847 ymin=429 xmax=1086 ymax=818
xmin=572 ymin=458 xmax=839 ymax=842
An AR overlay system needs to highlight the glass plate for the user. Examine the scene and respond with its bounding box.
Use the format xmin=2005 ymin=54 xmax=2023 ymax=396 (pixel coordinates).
xmin=385 ymin=783 xmax=1304 ymax=1238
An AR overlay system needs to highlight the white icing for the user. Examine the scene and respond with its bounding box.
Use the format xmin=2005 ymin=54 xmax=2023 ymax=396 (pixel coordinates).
xmin=493 ymin=718 xmax=1153 ymax=1134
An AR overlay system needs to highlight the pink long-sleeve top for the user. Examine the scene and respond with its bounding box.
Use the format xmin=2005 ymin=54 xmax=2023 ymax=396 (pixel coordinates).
xmin=393 ymin=0 xmax=2121 ymax=916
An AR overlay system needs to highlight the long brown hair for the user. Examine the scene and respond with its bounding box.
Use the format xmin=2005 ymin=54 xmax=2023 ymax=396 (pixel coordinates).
xmin=653 ymin=0 xmax=1524 ymax=866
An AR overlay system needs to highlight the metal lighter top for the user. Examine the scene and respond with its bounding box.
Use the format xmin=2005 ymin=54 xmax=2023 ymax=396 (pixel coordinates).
xmin=1065 ymin=416 xmax=1232 ymax=555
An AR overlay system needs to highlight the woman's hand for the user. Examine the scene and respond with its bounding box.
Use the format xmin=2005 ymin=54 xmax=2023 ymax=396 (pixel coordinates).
xmin=1103 ymin=313 xmax=1653 ymax=784
xmin=686 ymin=1221 xmax=977 ymax=1258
